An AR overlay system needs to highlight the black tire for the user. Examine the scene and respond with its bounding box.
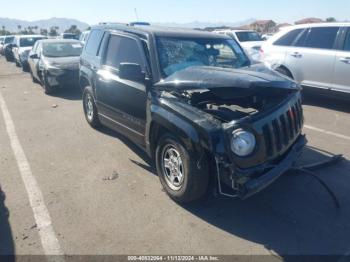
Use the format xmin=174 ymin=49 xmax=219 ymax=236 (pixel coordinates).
xmin=82 ymin=86 xmax=101 ymax=128
xmin=30 ymin=69 xmax=39 ymax=83
xmin=276 ymin=66 xmax=294 ymax=79
xmin=42 ymin=73 xmax=54 ymax=94
xmin=156 ymin=134 xmax=209 ymax=203
xmin=5 ymin=55 xmax=11 ymax=62
xmin=15 ymin=60 xmax=20 ymax=67
xmin=22 ymin=64 xmax=29 ymax=72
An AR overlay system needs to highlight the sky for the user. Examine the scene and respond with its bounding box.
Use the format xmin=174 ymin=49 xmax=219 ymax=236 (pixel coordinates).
xmin=0 ymin=0 xmax=349 ymax=25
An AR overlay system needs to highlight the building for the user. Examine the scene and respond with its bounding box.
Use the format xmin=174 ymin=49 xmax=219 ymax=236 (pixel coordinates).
xmin=249 ymin=20 xmax=276 ymax=33
xmin=295 ymin=18 xmax=324 ymax=25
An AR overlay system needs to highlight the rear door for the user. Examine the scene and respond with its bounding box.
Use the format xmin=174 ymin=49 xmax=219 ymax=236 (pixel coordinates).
xmin=333 ymin=27 xmax=350 ymax=92
xmin=284 ymin=26 xmax=339 ymax=89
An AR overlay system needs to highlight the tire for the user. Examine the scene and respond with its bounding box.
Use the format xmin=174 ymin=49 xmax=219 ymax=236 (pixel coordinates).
xmin=5 ymin=55 xmax=11 ymax=62
xmin=155 ymin=134 xmax=209 ymax=203
xmin=82 ymin=86 xmax=101 ymax=128
xmin=15 ymin=60 xmax=20 ymax=67
xmin=22 ymin=64 xmax=29 ymax=72
xmin=42 ymin=73 xmax=54 ymax=94
xmin=276 ymin=66 xmax=294 ymax=79
xmin=30 ymin=69 xmax=39 ymax=83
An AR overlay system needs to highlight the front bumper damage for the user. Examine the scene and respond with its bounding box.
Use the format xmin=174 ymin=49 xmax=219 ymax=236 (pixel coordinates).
xmin=46 ymin=70 xmax=79 ymax=88
xmin=216 ymin=135 xmax=307 ymax=199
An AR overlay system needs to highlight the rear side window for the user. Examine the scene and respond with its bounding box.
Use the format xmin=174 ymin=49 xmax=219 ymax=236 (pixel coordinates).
xmin=104 ymin=35 xmax=144 ymax=70
xmin=85 ymin=29 xmax=103 ymax=55
xmin=274 ymin=29 xmax=303 ymax=46
xmin=344 ymin=29 xmax=350 ymax=51
xmin=302 ymin=27 xmax=340 ymax=50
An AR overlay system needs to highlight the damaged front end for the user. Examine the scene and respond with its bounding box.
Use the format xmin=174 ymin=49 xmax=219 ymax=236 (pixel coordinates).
xmin=155 ymin=65 xmax=306 ymax=199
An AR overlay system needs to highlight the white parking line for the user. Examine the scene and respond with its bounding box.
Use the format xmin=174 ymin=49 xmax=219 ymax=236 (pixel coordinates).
xmin=0 ymin=91 xmax=64 ymax=258
xmin=305 ymin=125 xmax=350 ymax=141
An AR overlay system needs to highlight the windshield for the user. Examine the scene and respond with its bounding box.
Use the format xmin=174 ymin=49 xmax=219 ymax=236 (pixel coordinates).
xmin=5 ymin=37 xmax=14 ymax=44
xmin=156 ymin=37 xmax=250 ymax=77
xmin=20 ymin=37 xmax=45 ymax=47
xmin=42 ymin=42 xmax=83 ymax=57
xmin=235 ymin=31 xmax=262 ymax=42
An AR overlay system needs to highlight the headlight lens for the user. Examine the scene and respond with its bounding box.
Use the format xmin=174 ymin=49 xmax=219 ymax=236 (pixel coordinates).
xmin=231 ymin=129 xmax=256 ymax=157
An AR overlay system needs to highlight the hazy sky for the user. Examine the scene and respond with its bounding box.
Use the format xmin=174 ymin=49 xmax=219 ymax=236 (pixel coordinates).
xmin=1 ymin=0 xmax=348 ymax=24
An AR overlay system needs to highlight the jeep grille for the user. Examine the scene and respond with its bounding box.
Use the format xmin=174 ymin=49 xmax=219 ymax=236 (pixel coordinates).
xmin=262 ymin=99 xmax=303 ymax=158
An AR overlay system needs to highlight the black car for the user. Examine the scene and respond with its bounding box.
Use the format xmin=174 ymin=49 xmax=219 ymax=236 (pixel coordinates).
xmin=28 ymin=39 xmax=83 ymax=94
xmin=80 ymin=25 xmax=305 ymax=203
xmin=3 ymin=36 xmax=15 ymax=61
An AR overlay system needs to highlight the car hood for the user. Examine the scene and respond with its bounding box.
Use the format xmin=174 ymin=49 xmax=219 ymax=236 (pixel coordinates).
xmin=240 ymin=41 xmax=263 ymax=49
xmin=19 ymin=47 xmax=32 ymax=53
xmin=155 ymin=64 xmax=299 ymax=92
xmin=43 ymin=56 xmax=80 ymax=70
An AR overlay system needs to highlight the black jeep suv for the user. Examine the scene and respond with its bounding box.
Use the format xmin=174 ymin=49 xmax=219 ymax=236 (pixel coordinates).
xmin=80 ymin=25 xmax=306 ymax=203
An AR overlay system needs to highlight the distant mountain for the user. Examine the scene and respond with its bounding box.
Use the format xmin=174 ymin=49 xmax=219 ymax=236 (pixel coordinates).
xmin=0 ymin=17 xmax=89 ymax=33
xmin=153 ymin=18 xmax=256 ymax=29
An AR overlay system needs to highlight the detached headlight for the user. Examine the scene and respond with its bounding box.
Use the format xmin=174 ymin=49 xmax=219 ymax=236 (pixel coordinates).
xmin=231 ymin=129 xmax=256 ymax=157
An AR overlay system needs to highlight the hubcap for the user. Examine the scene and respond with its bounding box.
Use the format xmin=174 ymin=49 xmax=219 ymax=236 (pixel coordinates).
xmin=161 ymin=145 xmax=184 ymax=191
xmin=85 ymin=94 xmax=94 ymax=121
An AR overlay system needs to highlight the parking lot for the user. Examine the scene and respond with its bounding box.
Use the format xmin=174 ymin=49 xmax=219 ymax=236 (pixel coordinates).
xmin=1 ymin=54 xmax=350 ymax=259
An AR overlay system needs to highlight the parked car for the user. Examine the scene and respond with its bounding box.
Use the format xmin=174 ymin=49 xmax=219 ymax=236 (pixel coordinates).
xmin=12 ymin=35 xmax=47 ymax=71
xmin=129 ymin=22 xmax=151 ymax=26
xmin=79 ymin=31 xmax=90 ymax=45
xmin=28 ymin=39 xmax=83 ymax=94
xmin=60 ymin=33 xmax=80 ymax=40
xmin=260 ymin=23 xmax=350 ymax=95
xmin=262 ymin=33 xmax=274 ymax=41
xmin=214 ymin=29 xmax=264 ymax=60
xmin=2 ymin=36 xmax=15 ymax=60
xmin=0 ymin=36 xmax=4 ymax=54
xmin=80 ymin=25 xmax=305 ymax=203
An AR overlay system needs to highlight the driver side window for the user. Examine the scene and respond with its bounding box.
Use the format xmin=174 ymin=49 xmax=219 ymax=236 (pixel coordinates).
xmin=104 ymin=35 xmax=145 ymax=71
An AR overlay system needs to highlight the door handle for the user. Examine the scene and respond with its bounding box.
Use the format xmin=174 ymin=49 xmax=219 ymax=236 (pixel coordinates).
xmin=290 ymin=52 xmax=302 ymax=58
xmin=339 ymin=57 xmax=350 ymax=64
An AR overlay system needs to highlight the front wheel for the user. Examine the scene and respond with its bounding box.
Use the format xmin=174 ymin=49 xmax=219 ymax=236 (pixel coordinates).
xmin=83 ymin=87 xmax=101 ymax=128
xmin=42 ymin=73 xmax=54 ymax=94
xmin=155 ymin=134 xmax=209 ymax=203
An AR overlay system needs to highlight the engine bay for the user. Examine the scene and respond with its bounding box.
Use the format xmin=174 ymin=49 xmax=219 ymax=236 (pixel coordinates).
xmin=182 ymin=87 xmax=294 ymax=123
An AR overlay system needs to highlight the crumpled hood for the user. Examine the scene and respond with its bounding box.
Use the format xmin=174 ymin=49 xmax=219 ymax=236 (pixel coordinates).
xmin=44 ymin=56 xmax=80 ymax=70
xmin=155 ymin=64 xmax=299 ymax=91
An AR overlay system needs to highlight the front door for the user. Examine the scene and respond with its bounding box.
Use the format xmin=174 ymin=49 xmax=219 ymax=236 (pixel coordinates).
xmin=95 ymin=33 xmax=148 ymax=144
xmin=333 ymin=27 xmax=350 ymax=92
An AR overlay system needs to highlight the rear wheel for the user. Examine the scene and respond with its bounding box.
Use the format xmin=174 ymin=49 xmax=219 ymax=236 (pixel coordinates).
xmin=156 ymin=134 xmax=209 ymax=203
xmin=83 ymin=87 xmax=101 ymax=128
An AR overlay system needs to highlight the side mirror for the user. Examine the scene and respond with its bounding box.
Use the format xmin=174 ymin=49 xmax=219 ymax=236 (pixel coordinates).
xmin=119 ymin=63 xmax=145 ymax=83
xmin=29 ymin=54 xmax=39 ymax=59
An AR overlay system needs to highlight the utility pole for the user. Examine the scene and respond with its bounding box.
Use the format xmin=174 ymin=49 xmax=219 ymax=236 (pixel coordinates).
xmin=134 ymin=8 xmax=139 ymax=21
